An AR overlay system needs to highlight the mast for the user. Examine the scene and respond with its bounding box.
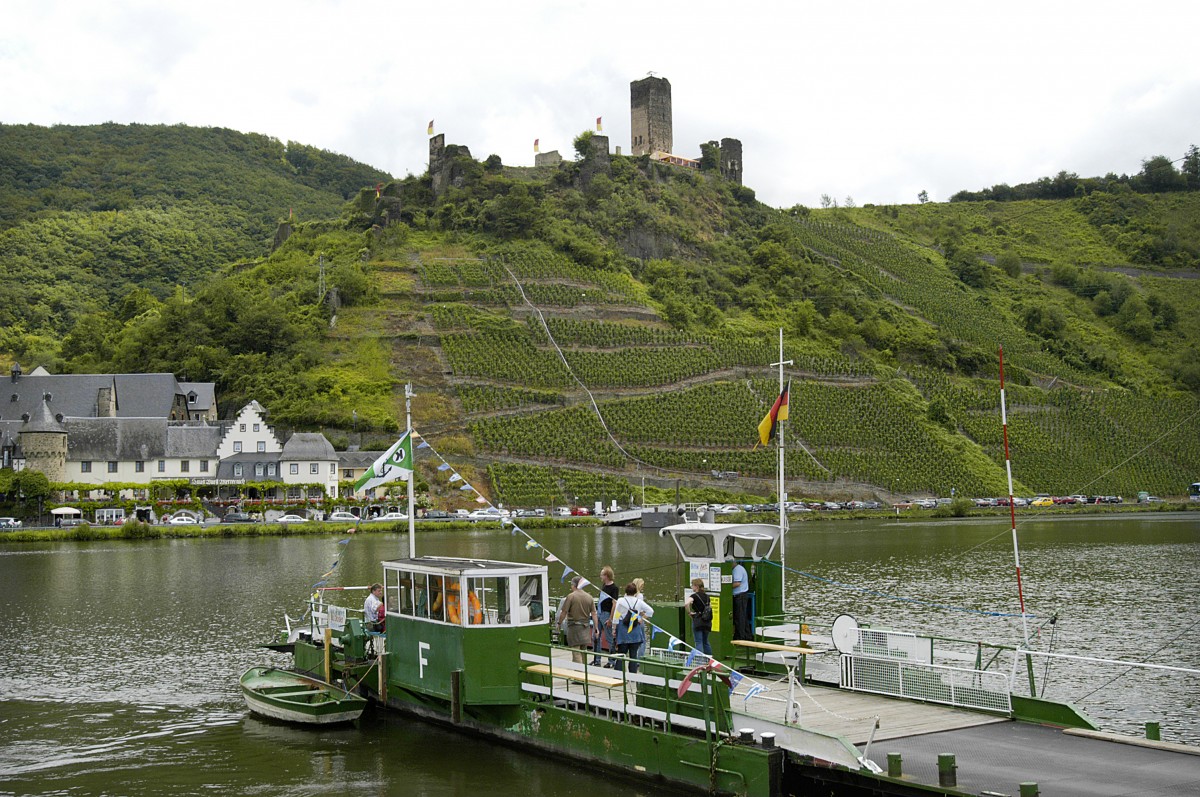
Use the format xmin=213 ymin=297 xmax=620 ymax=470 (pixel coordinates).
xmin=406 ymin=382 xmax=416 ymax=559
xmin=998 ymin=348 xmax=1029 ymax=644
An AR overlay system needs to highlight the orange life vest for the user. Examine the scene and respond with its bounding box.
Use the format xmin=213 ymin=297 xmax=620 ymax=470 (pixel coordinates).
xmin=446 ymin=584 xmax=483 ymax=625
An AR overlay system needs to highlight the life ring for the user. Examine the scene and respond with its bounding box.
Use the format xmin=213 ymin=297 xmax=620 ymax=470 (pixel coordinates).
xmin=446 ymin=584 xmax=483 ymax=625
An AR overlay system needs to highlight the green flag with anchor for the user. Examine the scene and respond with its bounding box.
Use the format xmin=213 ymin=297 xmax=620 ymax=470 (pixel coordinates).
xmin=354 ymin=430 xmax=413 ymax=492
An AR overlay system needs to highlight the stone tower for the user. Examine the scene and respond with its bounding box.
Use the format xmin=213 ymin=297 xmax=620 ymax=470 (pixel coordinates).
xmin=20 ymin=393 xmax=68 ymax=482
xmin=719 ymin=138 xmax=743 ymax=185
xmin=630 ymin=76 xmax=672 ymax=156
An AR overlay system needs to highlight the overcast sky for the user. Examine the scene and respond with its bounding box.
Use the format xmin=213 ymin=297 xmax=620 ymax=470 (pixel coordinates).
xmin=3 ymin=1 xmax=1197 ymax=208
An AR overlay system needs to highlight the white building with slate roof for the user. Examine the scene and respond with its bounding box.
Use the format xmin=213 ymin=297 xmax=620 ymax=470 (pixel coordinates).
xmin=1 ymin=369 xmax=342 ymax=502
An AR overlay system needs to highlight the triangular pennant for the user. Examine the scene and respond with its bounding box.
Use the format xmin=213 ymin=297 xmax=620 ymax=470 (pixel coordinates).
xmin=525 ymin=538 xmax=540 ymax=550
xmin=576 ymin=577 xmax=592 ymax=590
xmin=544 ymin=553 xmax=559 ymax=563
xmin=448 ymin=473 xmax=462 ymax=482
xmin=417 ymin=441 xmax=430 ymax=449
xmin=438 ymin=463 xmax=451 ymax=471
xmin=560 ymin=565 xmax=575 ymax=582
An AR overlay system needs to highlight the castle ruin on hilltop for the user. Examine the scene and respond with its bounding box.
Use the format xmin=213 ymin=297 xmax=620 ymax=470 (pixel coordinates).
xmin=426 ymin=74 xmax=743 ymax=199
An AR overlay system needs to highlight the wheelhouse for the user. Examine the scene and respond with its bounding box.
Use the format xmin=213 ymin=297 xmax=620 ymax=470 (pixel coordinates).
xmin=382 ymin=556 xmax=548 ymax=627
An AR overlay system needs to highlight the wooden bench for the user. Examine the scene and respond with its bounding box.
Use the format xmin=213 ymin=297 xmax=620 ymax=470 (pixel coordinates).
xmin=733 ymin=639 xmax=816 ymax=678
xmin=733 ymin=640 xmax=818 ymax=654
xmin=524 ymin=663 xmax=624 ymax=689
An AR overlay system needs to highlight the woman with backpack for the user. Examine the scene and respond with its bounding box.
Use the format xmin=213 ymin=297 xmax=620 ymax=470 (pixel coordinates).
xmin=685 ymin=578 xmax=713 ymax=656
xmin=612 ymin=581 xmax=654 ymax=673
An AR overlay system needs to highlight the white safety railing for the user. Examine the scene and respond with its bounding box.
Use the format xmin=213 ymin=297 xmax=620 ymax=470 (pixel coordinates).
xmin=841 ymin=654 xmax=1013 ymax=713
xmin=839 ymin=629 xmax=1011 ymax=713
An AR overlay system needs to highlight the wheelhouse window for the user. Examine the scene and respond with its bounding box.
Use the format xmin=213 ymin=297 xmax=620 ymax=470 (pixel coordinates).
xmin=518 ymin=574 xmax=546 ymax=622
xmin=676 ymin=533 xmax=715 ymax=559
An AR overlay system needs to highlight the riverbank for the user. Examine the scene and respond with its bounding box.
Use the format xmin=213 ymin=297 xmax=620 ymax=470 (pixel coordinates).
xmin=3 ymin=502 xmax=1193 ymax=542
xmin=0 ymin=515 xmax=598 ymax=543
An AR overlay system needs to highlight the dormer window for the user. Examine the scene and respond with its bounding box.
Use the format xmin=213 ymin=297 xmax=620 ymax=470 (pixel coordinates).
xmin=188 ymin=392 xmax=197 ymax=405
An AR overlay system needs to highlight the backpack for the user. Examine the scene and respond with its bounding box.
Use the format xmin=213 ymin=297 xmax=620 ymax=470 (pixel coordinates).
xmin=694 ymin=593 xmax=712 ymax=624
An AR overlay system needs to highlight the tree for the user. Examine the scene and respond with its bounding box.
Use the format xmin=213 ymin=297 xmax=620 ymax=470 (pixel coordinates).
xmin=820 ymin=194 xmax=833 ymax=209
xmin=573 ymin=131 xmax=595 ymax=160
xmin=844 ymin=196 xmax=856 ymax=208
xmin=1137 ymin=155 xmax=1186 ymax=193
xmin=996 ymin=250 xmax=1022 ymax=279
xmin=1181 ymin=144 xmax=1200 ymax=190
xmin=917 ymin=190 xmax=929 ymax=204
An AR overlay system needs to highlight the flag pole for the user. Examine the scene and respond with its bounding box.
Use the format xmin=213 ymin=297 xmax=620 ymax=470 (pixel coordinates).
xmin=406 ymin=382 xmax=416 ymax=559
xmin=771 ymin=328 xmax=793 ymax=589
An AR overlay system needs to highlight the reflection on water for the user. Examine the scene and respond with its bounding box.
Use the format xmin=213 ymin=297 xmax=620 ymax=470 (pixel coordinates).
xmin=0 ymin=515 xmax=1196 ymax=795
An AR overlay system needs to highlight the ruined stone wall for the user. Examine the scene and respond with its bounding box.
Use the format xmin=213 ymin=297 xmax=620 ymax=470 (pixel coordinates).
xmin=577 ymin=135 xmax=611 ymax=188
xmin=428 ymin=134 xmax=448 ymax=197
xmin=719 ymin=137 xmax=743 ymax=185
xmin=630 ymin=76 xmax=672 ymax=156
xmin=534 ymin=151 xmax=563 ymax=168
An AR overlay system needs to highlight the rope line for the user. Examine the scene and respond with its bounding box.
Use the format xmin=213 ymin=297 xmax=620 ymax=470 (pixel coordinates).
xmin=763 ymin=559 xmax=1038 ymax=618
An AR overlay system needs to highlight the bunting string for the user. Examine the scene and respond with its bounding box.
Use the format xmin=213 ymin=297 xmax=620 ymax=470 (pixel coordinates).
xmin=411 ymin=427 xmax=773 ymax=701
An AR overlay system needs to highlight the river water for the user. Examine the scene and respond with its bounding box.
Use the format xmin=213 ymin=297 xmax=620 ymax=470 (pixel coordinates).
xmin=1 ymin=514 xmax=1196 ymax=795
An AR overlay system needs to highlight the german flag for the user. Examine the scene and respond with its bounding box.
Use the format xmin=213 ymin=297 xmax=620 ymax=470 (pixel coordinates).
xmin=757 ymin=381 xmax=790 ymax=447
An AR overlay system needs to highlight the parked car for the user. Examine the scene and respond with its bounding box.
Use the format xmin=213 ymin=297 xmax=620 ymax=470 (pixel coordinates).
xmin=453 ymin=509 xmax=470 ymax=519
xmin=913 ymin=499 xmax=937 ymax=509
xmin=328 ymin=511 xmax=359 ymax=522
xmin=276 ymin=514 xmax=308 ymax=523
xmin=1053 ymin=496 xmax=1078 ymax=505
xmin=423 ymin=510 xmax=453 ymax=520
xmin=223 ymin=512 xmax=256 ymax=523
xmin=569 ymin=506 xmax=591 ymax=516
xmin=1030 ymin=497 xmax=1055 ymax=507
xmin=513 ymin=509 xmax=540 ymax=518
xmin=167 ymin=515 xmax=198 ymax=525
xmin=0 ymin=517 xmax=23 ymax=529
xmin=553 ymin=507 xmax=571 ymax=517
xmin=371 ymin=511 xmax=408 ymax=522
xmin=468 ymin=508 xmax=503 ymax=521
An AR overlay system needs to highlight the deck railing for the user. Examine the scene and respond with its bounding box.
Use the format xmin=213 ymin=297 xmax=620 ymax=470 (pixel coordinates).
xmin=516 ymin=639 xmax=731 ymax=740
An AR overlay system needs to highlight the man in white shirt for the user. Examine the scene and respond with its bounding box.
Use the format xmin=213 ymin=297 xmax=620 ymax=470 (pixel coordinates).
xmin=364 ymin=583 xmax=384 ymax=631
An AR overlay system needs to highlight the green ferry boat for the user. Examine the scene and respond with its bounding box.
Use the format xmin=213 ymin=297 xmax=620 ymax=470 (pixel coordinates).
xmin=270 ymin=514 xmax=1200 ymax=796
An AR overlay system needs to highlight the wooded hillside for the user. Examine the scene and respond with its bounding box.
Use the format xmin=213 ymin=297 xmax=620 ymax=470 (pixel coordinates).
xmin=4 ymin=124 xmax=1198 ymax=504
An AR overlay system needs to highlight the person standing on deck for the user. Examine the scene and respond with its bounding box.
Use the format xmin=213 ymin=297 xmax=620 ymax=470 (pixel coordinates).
xmin=556 ymin=576 xmax=598 ymax=664
xmin=685 ymin=578 xmax=713 ymax=655
xmin=730 ymin=558 xmax=751 ymax=640
xmin=612 ymin=582 xmax=654 ymax=673
xmin=631 ymin=577 xmax=649 ymax=659
xmin=591 ymin=565 xmax=619 ymax=667
xmin=364 ymin=583 xmax=384 ymax=632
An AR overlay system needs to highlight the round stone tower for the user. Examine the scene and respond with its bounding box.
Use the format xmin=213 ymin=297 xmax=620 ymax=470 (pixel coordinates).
xmin=20 ymin=393 xmax=68 ymax=482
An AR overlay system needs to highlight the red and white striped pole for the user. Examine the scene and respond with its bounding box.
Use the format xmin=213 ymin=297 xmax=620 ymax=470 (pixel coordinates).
xmin=999 ymin=347 xmax=1030 ymax=644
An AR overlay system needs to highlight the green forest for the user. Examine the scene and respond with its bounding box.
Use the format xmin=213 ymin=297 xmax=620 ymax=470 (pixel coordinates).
xmin=3 ymin=123 xmax=1199 ymax=504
